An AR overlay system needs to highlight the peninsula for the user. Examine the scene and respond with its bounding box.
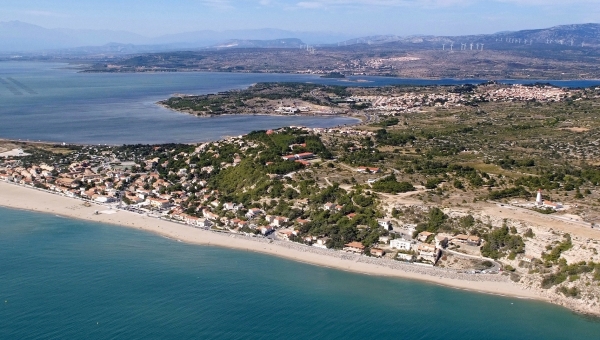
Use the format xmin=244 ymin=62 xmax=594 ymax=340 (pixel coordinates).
xmin=2 ymin=82 xmax=600 ymax=316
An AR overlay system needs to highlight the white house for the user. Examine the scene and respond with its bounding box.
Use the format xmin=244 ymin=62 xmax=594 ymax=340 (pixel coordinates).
xmin=416 ymin=243 xmax=437 ymax=261
xmin=245 ymin=208 xmax=263 ymax=219
xmin=323 ymin=202 xmax=336 ymax=211
xmin=313 ymin=237 xmax=330 ymax=249
xmin=94 ymin=195 xmax=116 ymax=203
xmin=147 ymin=197 xmax=171 ymax=209
xmin=259 ymin=226 xmax=274 ymax=235
xmin=397 ymin=253 xmax=413 ymax=261
xmin=390 ymin=238 xmax=412 ymax=251
xmin=277 ymin=229 xmax=294 ymax=241
xmin=223 ymin=202 xmax=242 ymax=211
xmin=202 ymin=209 xmax=219 ymax=221
xmin=377 ymin=219 xmax=392 ymax=230
xmin=270 ymin=216 xmax=289 ymax=227
xmin=378 ymin=236 xmax=390 ymax=244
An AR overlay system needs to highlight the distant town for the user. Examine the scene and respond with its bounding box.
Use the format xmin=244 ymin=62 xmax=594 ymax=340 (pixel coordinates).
xmin=160 ymin=82 xmax=574 ymax=120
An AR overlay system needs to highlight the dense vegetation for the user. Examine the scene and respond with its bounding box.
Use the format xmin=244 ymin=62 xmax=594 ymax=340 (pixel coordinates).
xmin=480 ymin=225 xmax=525 ymax=260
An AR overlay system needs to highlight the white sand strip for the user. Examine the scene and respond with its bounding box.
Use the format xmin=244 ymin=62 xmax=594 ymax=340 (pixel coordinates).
xmin=0 ymin=181 xmax=545 ymax=301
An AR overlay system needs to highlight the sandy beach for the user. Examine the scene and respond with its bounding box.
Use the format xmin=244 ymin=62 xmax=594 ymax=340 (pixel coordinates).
xmin=0 ymin=181 xmax=545 ymax=302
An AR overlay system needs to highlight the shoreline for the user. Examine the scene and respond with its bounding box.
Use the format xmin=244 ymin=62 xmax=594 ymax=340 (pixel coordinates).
xmin=0 ymin=181 xmax=546 ymax=303
xmin=0 ymin=114 xmax=363 ymax=147
xmin=156 ymin=101 xmax=367 ymax=125
xmin=77 ymin=67 xmax=600 ymax=82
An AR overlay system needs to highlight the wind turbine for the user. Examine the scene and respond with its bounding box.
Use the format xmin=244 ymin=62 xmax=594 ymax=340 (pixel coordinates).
xmin=442 ymin=44 xmax=445 ymax=50
xmin=480 ymin=43 xmax=484 ymax=51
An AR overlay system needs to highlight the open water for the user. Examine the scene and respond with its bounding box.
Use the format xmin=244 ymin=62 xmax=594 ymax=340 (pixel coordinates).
xmin=1 ymin=61 xmax=598 ymax=145
xmin=1 ymin=207 xmax=600 ymax=339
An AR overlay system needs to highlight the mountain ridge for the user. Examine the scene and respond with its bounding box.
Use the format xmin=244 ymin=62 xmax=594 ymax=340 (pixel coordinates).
xmin=1 ymin=21 xmax=599 ymax=54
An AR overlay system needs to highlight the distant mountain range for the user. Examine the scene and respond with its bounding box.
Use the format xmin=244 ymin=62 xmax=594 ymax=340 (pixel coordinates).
xmin=0 ymin=21 xmax=350 ymax=53
xmin=1 ymin=21 xmax=599 ymax=54
xmin=338 ymin=23 xmax=600 ymax=48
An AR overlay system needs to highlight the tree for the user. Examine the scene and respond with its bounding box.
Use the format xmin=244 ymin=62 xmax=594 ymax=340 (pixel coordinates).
xmin=371 ymin=175 xmax=415 ymax=194
xmin=524 ymin=228 xmax=535 ymax=238
xmin=481 ymin=226 xmax=525 ymax=259
xmin=460 ymin=215 xmax=475 ymax=229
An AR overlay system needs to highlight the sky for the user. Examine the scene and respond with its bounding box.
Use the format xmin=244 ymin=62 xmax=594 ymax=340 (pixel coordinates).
xmin=1 ymin=0 xmax=599 ymax=37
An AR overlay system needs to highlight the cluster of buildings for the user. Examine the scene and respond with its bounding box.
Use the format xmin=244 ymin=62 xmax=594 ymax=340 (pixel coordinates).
xmin=332 ymin=56 xmax=421 ymax=74
xmin=383 ymin=230 xmax=481 ymax=263
xmin=281 ymin=152 xmax=315 ymax=164
xmin=349 ymin=92 xmax=466 ymax=114
xmin=0 ymin=159 xmax=127 ymax=203
xmin=332 ymin=84 xmax=572 ymax=116
xmin=275 ymin=106 xmax=311 ymax=114
xmin=293 ymin=126 xmax=375 ymax=137
xmin=364 ymin=56 xmax=421 ymax=69
xmin=481 ymin=84 xmax=569 ymax=102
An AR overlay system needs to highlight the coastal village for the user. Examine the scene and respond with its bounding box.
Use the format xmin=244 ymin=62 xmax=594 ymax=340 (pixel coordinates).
xmin=160 ymin=82 xmax=575 ymax=120
xmin=2 ymin=82 xmax=600 ymax=316
xmin=1 ymin=130 xmax=493 ymax=269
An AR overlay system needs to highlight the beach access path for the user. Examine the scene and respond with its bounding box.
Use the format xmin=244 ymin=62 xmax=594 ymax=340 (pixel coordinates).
xmin=0 ymin=181 xmax=544 ymax=302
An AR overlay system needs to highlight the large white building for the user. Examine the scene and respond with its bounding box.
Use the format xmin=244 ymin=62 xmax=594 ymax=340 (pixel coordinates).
xmin=390 ymin=238 xmax=412 ymax=251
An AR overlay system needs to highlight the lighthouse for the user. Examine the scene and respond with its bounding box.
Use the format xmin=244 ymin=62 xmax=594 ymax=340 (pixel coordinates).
xmin=535 ymin=189 xmax=543 ymax=206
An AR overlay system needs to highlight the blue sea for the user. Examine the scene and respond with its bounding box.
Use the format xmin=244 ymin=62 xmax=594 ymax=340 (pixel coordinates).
xmin=1 ymin=61 xmax=598 ymax=144
xmin=1 ymin=207 xmax=599 ymax=339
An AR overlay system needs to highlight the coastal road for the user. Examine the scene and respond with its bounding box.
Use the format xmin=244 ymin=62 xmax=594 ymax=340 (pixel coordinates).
xmin=485 ymin=201 xmax=599 ymax=239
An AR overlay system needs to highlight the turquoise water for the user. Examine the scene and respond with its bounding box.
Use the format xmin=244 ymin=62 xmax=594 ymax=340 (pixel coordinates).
xmin=1 ymin=206 xmax=599 ymax=339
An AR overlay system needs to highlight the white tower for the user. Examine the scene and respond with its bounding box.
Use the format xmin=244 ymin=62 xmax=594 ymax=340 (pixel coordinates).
xmin=536 ymin=189 xmax=543 ymax=206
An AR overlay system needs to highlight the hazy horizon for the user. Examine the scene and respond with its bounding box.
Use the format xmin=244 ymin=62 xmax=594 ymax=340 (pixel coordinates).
xmin=2 ymin=0 xmax=599 ymax=38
